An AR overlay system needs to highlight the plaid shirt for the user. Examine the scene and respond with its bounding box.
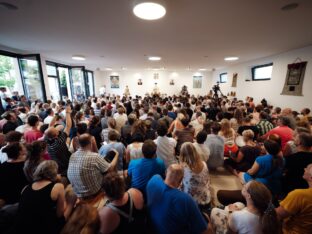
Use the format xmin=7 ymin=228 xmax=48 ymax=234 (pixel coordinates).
xmin=257 ymin=119 xmax=274 ymax=136
xmin=67 ymin=149 xmax=110 ymax=198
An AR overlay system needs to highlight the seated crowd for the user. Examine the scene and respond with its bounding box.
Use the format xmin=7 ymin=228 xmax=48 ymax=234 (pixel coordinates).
xmin=0 ymin=92 xmax=311 ymax=234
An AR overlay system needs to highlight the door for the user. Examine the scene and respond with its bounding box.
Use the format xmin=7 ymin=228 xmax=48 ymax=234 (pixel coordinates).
xmin=18 ymin=54 xmax=47 ymax=102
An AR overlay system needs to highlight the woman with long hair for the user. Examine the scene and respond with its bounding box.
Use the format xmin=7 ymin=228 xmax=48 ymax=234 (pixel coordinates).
xmin=24 ymin=140 xmax=47 ymax=182
xmin=210 ymin=180 xmax=280 ymax=234
xmin=88 ymin=116 xmax=102 ymax=149
xmin=179 ymin=142 xmax=211 ymax=213
xmin=219 ymin=118 xmax=238 ymax=157
xmin=239 ymin=139 xmax=284 ymax=196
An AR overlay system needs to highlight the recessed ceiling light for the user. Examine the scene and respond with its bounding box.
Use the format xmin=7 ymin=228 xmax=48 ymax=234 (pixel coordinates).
xmin=281 ymin=3 xmax=299 ymax=11
xmin=199 ymin=68 xmax=207 ymax=71
xmin=72 ymin=55 xmax=86 ymax=61
xmin=0 ymin=2 xmax=18 ymax=10
xmin=148 ymin=56 xmax=162 ymax=61
xmin=224 ymin=57 xmax=239 ymax=61
xmin=105 ymin=68 xmax=112 ymax=71
xmin=133 ymin=1 xmax=166 ymax=20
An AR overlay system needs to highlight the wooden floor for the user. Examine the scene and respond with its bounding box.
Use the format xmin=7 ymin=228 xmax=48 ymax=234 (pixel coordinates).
xmin=209 ymin=167 xmax=242 ymax=206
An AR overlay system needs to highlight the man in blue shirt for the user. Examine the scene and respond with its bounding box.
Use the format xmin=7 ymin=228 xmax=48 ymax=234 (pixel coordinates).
xmin=146 ymin=164 xmax=208 ymax=234
xmin=127 ymin=140 xmax=166 ymax=199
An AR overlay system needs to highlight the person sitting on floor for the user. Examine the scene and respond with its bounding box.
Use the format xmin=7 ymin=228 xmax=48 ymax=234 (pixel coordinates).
xmin=146 ymin=164 xmax=209 ymax=234
xmin=276 ymin=163 xmax=312 ymax=234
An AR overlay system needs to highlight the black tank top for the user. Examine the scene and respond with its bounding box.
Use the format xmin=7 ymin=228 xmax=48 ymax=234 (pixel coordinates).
xmin=106 ymin=192 xmax=146 ymax=234
xmin=16 ymin=182 xmax=64 ymax=234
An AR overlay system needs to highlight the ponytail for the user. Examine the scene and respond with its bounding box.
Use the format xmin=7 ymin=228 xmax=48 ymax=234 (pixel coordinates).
xmin=261 ymin=202 xmax=280 ymax=234
xmin=247 ymin=181 xmax=281 ymax=234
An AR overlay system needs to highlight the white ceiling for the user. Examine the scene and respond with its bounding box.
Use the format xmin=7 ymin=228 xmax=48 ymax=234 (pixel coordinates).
xmin=0 ymin=0 xmax=312 ymax=71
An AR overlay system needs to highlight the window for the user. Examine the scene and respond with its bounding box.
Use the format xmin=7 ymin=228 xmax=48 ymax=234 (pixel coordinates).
xmin=252 ymin=63 xmax=273 ymax=81
xmin=46 ymin=64 xmax=57 ymax=77
xmin=219 ymin=73 xmax=228 ymax=83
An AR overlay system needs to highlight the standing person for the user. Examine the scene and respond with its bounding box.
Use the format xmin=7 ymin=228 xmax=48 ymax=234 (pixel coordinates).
xmin=24 ymin=115 xmax=43 ymax=144
xmin=276 ymin=164 xmax=312 ymax=234
xmin=98 ymin=172 xmax=145 ymax=234
xmin=0 ymin=143 xmax=28 ymax=205
xmin=88 ymin=116 xmax=102 ymax=149
xmin=44 ymin=105 xmax=72 ymax=177
xmin=127 ymin=140 xmax=165 ymax=199
xmin=67 ymin=134 xmax=118 ymax=203
xmin=16 ymin=160 xmax=66 ymax=234
xmin=113 ymin=106 xmax=128 ymax=133
xmin=146 ymin=164 xmax=208 ymax=234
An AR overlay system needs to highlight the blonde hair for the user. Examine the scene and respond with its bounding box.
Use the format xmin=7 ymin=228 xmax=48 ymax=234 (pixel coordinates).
xmin=242 ymin=129 xmax=254 ymax=141
xmin=179 ymin=142 xmax=201 ymax=171
xmin=220 ymin=118 xmax=233 ymax=138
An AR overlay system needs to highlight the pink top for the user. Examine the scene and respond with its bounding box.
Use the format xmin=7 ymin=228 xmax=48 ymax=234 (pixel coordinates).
xmin=24 ymin=129 xmax=43 ymax=144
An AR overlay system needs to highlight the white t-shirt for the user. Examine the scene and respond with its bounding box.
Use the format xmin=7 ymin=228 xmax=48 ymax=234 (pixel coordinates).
xmin=193 ymin=142 xmax=210 ymax=162
xmin=44 ymin=115 xmax=54 ymax=124
xmin=228 ymin=209 xmax=261 ymax=234
xmin=154 ymin=136 xmax=177 ymax=168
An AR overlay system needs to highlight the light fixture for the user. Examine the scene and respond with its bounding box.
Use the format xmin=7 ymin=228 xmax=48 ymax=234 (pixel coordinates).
xmin=72 ymin=55 xmax=86 ymax=61
xmin=148 ymin=56 xmax=162 ymax=61
xmin=133 ymin=1 xmax=166 ymax=20
xmin=105 ymin=68 xmax=112 ymax=71
xmin=199 ymin=68 xmax=207 ymax=71
xmin=224 ymin=57 xmax=239 ymax=61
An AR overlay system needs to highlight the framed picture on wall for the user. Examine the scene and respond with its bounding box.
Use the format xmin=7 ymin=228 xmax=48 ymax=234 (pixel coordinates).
xmin=137 ymin=79 xmax=143 ymax=85
xmin=286 ymin=62 xmax=307 ymax=85
xmin=232 ymin=73 xmax=238 ymax=87
xmin=193 ymin=76 xmax=202 ymax=89
xmin=170 ymin=79 xmax=174 ymax=85
xmin=110 ymin=76 xmax=120 ymax=88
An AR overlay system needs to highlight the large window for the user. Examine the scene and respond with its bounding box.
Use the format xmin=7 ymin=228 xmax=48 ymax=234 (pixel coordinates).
xmin=86 ymin=71 xmax=95 ymax=97
xmin=252 ymin=63 xmax=273 ymax=81
xmin=219 ymin=72 xmax=228 ymax=83
xmin=19 ymin=55 xmax=46 ymax=102
xmin=58 ymin=67 xmax=72 ymax=100
xmin=71 ymin=67 xmax=86 ymax=101
xmin=46 ymin=63 xmax=61 ymax=102
xmin=0 ymin=55 xmax=24 ymax=96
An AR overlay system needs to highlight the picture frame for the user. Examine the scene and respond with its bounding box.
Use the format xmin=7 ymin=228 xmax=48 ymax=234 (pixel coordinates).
xmin=193 ymin=75 xmax=202 ymax=89
xmin=286 ymin=62 xmax=306 ymax=85
xmin=137 ymin=79 xmax=143 ymax=85
xmin=110 ymin=76 xmax=119 ymax=88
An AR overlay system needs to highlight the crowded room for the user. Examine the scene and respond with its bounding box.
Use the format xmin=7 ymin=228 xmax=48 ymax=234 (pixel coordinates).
xmin=0 ymin=0 xmax=312 ymax=233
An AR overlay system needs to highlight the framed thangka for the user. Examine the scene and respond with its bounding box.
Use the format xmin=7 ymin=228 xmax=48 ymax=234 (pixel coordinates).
xmin=110 ymin=76 xmax=119 ymax=88
xmin=281 ymin=61 xmax=307 ymax=96
xmin=193 ymin=75 xmax=202 ymax=89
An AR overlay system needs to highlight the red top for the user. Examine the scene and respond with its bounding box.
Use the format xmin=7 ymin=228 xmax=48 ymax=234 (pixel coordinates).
xmin=24 ymin=130 xmax=43 ymax=144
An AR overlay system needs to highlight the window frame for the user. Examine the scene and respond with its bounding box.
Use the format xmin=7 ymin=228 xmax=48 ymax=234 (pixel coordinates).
xmin=219 ymin=72 xmax=228 ymax=83
xmin=251 ymin=63 xmax=273 ymax=81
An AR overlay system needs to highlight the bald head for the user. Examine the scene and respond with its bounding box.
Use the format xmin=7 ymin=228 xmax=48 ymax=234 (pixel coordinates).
xmin=78 ymin=133 xmax=92 ymax=148
xmin=45 ymin=127 xmax=58 ymax=139
xmin=165 ymin=164 xmax=184 ymax=188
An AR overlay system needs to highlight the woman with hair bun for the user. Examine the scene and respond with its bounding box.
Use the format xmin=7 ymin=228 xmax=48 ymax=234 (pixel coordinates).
xmin=210 ymin=181 xmax=280 ymax=234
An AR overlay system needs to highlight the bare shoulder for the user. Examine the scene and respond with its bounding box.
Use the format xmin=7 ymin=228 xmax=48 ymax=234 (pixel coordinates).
xmin=128 ymin=188 xmax=144 ymax=209
xmin=51 ymin=183 xmax=64 ymax=200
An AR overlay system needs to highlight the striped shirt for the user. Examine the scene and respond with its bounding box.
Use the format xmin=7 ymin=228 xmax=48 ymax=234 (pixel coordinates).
xmin=256 ymin=120 xmax=274 ymax=136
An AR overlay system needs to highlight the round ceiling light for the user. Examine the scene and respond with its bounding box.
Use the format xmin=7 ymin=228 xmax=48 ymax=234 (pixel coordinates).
xmin=148 ymin=56 xmax=162 ymax=61
xmin=72 ymin=55 xmax=86 ymax=61
xmin=224 ymin=57 xmax=239 ymax=61
xmin=133 ymin=1 xmax=166 ymax=20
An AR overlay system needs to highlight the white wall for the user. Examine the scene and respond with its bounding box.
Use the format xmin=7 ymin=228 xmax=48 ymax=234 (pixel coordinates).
xmin=94 ymin=70 xmax=213 ymax=97
xmin=212 ymin=45 xmax=312 ymax=111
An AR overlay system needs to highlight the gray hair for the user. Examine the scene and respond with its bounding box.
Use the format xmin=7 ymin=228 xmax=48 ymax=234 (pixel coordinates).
xmin=33 ymin=160 xmax=58 ymax=182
